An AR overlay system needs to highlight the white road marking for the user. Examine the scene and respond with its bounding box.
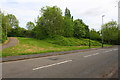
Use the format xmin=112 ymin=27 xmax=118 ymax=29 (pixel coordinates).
xmin=84 ymin=53 xmax=100 ymax=58
xmin=105 ymin=51 xmax=110 ymax=53
xmin=105 ymin=50 xmax=113 ymax=53
xmin=93 ymin=53 xmax=99 ymax=55
xmin=113 ymin=49 xmax=118 ymax=50
xmin=33 ymin=60 xmax=72 ymax=70
xmin=96 ymin=53 xmax=99 ymax=54
xmin=84 ymin=55 xmax=92 ymax=58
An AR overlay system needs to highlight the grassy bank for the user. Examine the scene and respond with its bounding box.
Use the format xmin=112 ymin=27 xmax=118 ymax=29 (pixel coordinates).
xmin=1 ymin=37 xmax=111 ymax=57
xmin=45 ymin=36 xmax=102 ymax=46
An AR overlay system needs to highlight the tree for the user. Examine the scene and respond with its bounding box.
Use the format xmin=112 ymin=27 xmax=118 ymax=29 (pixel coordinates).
xmin=8 ymin=27 xmax=27 ymax=37
xmin=26 ymin=21 xmax=35 ymax=30
xmin=63 ymin=17 xmax=74 ymax=37
xmin=90 ymin=29 xmax=101 ymax=41
xmin=0 ymin=11 xmax=9 ymax=43
xmin=84 ymin=25 xmax=89 ymax=38
xmin=35 ymin=6 xmax=64 ymax=39
xmin=5 ymin=14 xmax=26 ymax=37
xmin=102 ymin=21 xmax=118 ymax=44
xmin=5 ymin=14 xmax=19 ymax=37
xmin=73 ymin=19 xmax=86 ymax=38
xmin=80 ymin=21 xmax=89 ymax=38
xmin=65 ymin=8 xmax=71 ymax=18
xmin=6 ymin=14 xmax=19 ymax=29
xmin=63 ymin=8 xmax=74 ymax=37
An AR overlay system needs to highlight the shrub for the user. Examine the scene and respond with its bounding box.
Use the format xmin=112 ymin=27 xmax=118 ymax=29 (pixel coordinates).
xmin=45 ymin=36 xmax=101 ymax=46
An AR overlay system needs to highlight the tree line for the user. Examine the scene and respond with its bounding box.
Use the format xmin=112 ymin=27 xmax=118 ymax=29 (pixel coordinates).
xmin=0 ymin=11 xmax=33 ymax=42
xmin=0 ymin=6 xmax=119 ymax=45
xmin=33 ymin=6 xmax=90 ymax=40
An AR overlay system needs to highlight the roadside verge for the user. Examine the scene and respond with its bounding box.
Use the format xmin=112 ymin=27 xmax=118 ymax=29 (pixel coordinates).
xmin=0 ymin=46 xmax=115 ymax=62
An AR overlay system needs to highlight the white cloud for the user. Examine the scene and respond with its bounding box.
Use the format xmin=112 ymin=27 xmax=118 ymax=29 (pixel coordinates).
xmin=0 ymin=0 xmax=118 ymax=31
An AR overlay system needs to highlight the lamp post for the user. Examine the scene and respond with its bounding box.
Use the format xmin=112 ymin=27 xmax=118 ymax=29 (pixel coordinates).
xmin=101 ymin=15 xmax=105 ymax=48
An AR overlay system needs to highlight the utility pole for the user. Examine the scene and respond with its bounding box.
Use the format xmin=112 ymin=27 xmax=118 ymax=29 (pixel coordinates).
xmin=101 ymin=15 xmax=105 ymax=48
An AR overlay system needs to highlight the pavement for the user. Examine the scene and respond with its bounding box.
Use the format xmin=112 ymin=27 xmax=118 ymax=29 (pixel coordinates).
xmin=0 ymin=37 xmax=18 ymax=51
xmin=2 ymin=46 xmax=118 ymax=78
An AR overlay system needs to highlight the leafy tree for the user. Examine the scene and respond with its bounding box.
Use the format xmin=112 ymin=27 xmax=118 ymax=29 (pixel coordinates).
xmin=32 ymin=26 xmax=44 ymax=39
xmin=80 ymin=21 xmax=89 ymax=38
xmin=0 ymin=11 xmax=9 ymax=42
xmin=84 ymin=25 xmax=89 ymax=38
xmin=73 ymin=19 xmax=86 ymax=38
xmin=8 ymin=27 xmax=27 ymax=37
xmin=35 ymin=16 xmax=49 ymax=39
xmin=63 ymin=8 xmax=74 ymax=37
xmin=65 ymin=8 xmax=71 ymax=18
xmin=2 ymin=14 xmax=19 ymax=38
xmin=90 ymin=29 xmax=101 ymax=41
xmin=63 ymin=17 xmax=74 ymax=37
xmin=5 ymin=14 xmax=25 ymax=37
xmin=35 ymin=6 xmax=64 ymax=39
xmin=4 ymin=14 xmax=31 ymax=38
xmin=6 ymin=14 xmax=19 ymax=29
xmin=102 ymin=21 xmax=118 ymax=44
xmin=26 ymin=21 xmax=35 ymax=30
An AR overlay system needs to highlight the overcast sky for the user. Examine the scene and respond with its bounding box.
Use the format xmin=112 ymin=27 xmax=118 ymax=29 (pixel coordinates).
xmin=0 ymin=0 xmax=119 ymax=31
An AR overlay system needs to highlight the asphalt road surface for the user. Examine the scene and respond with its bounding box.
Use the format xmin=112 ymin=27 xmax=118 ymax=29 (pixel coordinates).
xmin=2 ymin=46 xmax=118 ymax=78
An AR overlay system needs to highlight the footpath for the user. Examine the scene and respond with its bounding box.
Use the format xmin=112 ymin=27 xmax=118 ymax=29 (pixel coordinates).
xmin=0 ymin=37 xmax=18 ymax=50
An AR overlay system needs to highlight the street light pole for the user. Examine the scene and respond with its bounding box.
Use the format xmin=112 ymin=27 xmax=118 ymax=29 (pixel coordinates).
xmin=101 ymin=15 xmax=105 ymax=48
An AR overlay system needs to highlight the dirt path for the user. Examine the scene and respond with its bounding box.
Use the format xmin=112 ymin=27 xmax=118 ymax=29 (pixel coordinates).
xmin=0 ymin=37 xmax=19 ymax=50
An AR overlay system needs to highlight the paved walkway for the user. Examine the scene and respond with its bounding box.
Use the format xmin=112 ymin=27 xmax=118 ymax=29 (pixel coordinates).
xmin=0 ymin=37 xmax=18 ymax=50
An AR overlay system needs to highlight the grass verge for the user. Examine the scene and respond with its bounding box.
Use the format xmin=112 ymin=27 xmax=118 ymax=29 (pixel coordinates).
xmin=1 ymin=37 xmax=112 ymax=57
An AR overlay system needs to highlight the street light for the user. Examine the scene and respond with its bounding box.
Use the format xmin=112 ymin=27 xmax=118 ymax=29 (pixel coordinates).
xmin=101 ymin=15 xmax=105 ymax=48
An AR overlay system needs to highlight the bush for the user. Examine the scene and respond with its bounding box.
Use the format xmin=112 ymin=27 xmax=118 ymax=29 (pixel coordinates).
xmin=2 ymin=32 xmax=7 ymax=43
xmin=45 ymin=36 xmax=101 ymax=46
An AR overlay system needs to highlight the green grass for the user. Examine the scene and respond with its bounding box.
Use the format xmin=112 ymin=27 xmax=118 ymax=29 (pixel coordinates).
xmin=45 ymin=36 xmax=102 ymax=46
xmin=1 ymin=37 xmax=112 ymax=57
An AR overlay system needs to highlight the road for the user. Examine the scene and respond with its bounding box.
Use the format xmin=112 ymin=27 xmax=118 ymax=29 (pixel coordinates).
xmin=2 ymin=46 xmax=118 ymax=78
